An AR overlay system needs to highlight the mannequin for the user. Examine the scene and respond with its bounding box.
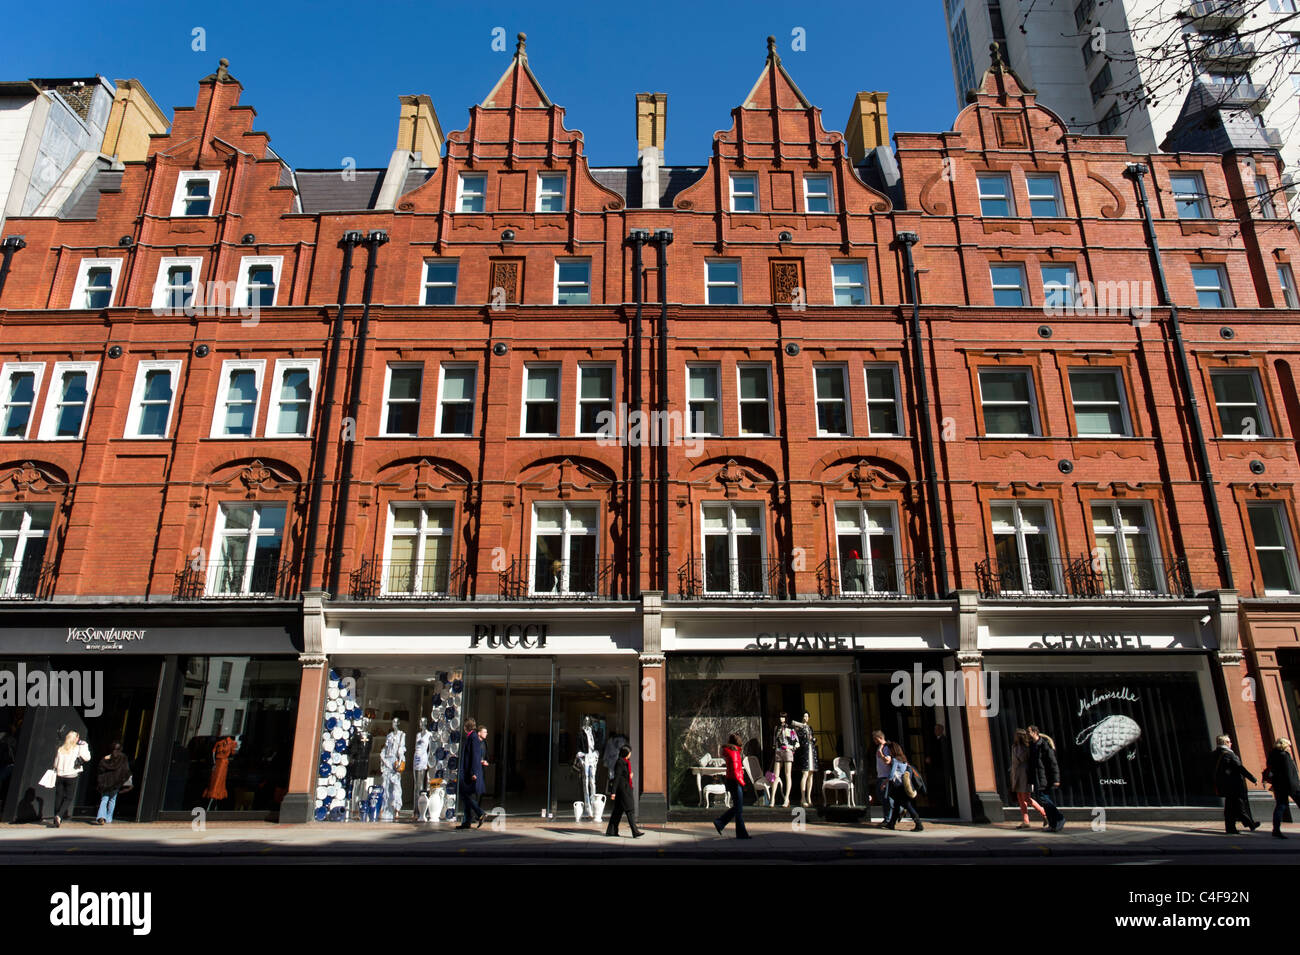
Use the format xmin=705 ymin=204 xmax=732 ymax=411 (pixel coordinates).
xmin=413 ymin=717 xmax=433 ymax=821
xmin=203 ymin=735 xmax=239 ymax=811
xmin=346 ymin=717 xmax=373 ymax=819
xmin=771 ymin=712 xmax=798 ymax=808
xmin=379 ymin=718 xmax=406 ymax=821
xmin=577 ymin=716 xmax=600 ymax=820
xmin=792 ymin=711 xmax=819 ymax=807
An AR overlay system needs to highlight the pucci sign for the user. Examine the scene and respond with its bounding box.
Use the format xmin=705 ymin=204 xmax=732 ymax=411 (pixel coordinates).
xmin=469 ymin=623 xmax=549 ymax=649
xmin=66 ymin=627 xmax=146 ymax=652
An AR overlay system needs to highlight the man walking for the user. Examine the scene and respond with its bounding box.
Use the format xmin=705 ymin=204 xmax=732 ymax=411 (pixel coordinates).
xmin=872 ymin=730 xmax=893 ymax=826
xmin=457 ymin=721 xmax=488 ymax=829
xmin=1214 ymin=734 xmax=1259 ymax=834
xmin=605 ymin=744 xmax=644 ymax=838
xmin=1027 ymin=725 xmax=1064 ymax=832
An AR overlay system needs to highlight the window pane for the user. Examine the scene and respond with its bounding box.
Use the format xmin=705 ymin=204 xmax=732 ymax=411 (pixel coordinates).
xmin=525 ymin=403 xmax=559 ymax=434
xmin=526 ymin=369 xmax=559 ymax=400
xmin=580 ymin=367 xmax=613 ymax=400
xmin=865 ymin=367 xmax=895 ymax=400
xmin=738 ymin=367 xmax=769 ymax=400
xmin=981 ymin=371 xmax=1030 ymax=402
xmin=1249 ymin=505 xmax=1284 ymax=548
xmin=386 ymin=404 xmax=419 ymax=435
xmin=442 ymin=367 xmax=474 ymax=402
xmin=388 ymin=367 xmax=421 ymax=401
xmin=1075 ymin=408 xmax=1124 ymax=435
xmin=1071 ymin=371 xmax=1118 ymax=403
xmin=441 ymin=403 xmax=473 ymax=435
xmin=1212 ymin=372 xmax=1256 ymax=405
xmin=868 ymin=402 xmax=899 ymax=435
xmin=984 ymin=407 xmax=1033 ymax=434
xmin=143 ymin=369 xmax=173 ymax=402
xmin=689 ymin=368 xmax=718 ymax=400
xmin=740 ymin=404 xmax=770 ymax=434
xmin=557 ymin=262 xmax=589 ymax=284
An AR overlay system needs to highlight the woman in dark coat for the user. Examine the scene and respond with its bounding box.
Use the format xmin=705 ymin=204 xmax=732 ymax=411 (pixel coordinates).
xmin=1214 ymin=735 xmax=1259 ymax=834
xmin=1265 ymin=738 xmax=1300 ymax=838
xmin=457 ymin=722 xmax=487 ymax=829
xmin=95 ymin=742 xmax=131 ymax=825
xmin=604 ymin=744 xmax=643 ymax=838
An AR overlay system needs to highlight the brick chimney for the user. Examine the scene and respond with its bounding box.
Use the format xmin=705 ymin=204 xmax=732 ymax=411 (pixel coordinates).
xmin=636 ymin=92 xmax=666 ymax=208
xmin=844 ymin=91 xmax=889 ymax=166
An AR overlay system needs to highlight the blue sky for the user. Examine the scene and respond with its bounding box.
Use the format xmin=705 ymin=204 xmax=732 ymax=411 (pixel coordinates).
xmin=2 ymin=0 xmax=960 ymax=170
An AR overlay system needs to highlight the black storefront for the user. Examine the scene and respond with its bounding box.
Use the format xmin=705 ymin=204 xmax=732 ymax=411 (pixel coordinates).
xmin=0 ymin=608 xmax=302 ymax=823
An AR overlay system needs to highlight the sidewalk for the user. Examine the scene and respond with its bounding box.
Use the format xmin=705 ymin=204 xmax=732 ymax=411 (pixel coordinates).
xmin=4 ymin=817 xmax=1299 ymax=861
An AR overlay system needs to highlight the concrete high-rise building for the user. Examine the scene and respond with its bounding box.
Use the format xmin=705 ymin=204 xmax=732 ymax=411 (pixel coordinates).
xmin=943 ymin=0 xmax=1300 ymax=203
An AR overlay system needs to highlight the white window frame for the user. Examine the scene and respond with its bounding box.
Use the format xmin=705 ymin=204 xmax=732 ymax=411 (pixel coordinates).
xmin=265 ymin=358 xmax=320 ymax=438
xmin=989 ymin=262 xmax=1027 ymax=306
xmin=575 ymin=363 xmax=615 ymax=437
xmin=1191 ymin=264 xmax=1233 ymax=308
xmin=422 ymin=259 xmax=458 ymax=305
xmin=0 ymin=503 xmax=54 ymax=597
xmin=1169 ymin=172 xmax=1209 ymax=219
xmin=529 ymin=501 xmax=600 ymax=596
xmin=151 ymin=257 xmax=204 ymax=312
xmin=381 ymin=363 xmax=423 ymax=437
xmin=705 ymin=259 xmax=742 ymax=305
xmin=1248 ymin=501 xmax=1300 ymax=595
xmin=1068 ymin=367 xmax=1132 ymax=437
xmin=208 ymin=502 xmax=286 ymax=596
xmin=36 ymin=361 xmax=99 ymax=441
xmin=1210 ymin=368 xmax=1273 ymax=438
xmin=456 ymin=173 xmax=486 ymax=213
xmin=864 ymin=363 xmax=904 ymax=437
xmin=1090 ymin=500 xmax=1163 ymax=594
xmin=521 ymin=364 xmax=562 ymax=437
xmin=71 ymin=257 xmax=124 ymax=310
xmin=834 ymin=501 xmax=902 ymax=594
xmin=170 ymin=171 xmax=220 ymax=217
xmin=729 ymin=173 xmax=758 ymax=212
xmin=686 ymin=364 xmax=722 ymax=437
xmin=700 ymin=501 xmax=767 ymax=595
xmin=812 ymin=364 xmax=852 ymax=437
xmin=831 ymin=261 xmax=869 ymax=305
xmin=977 ymin=173 xmax=1015 ymax=217
xmin=209 ymin=360 xmax=266 ymax=439
xmin=382 ymin=503 xmax=456 ymax=596
xmin=979 ymin=367 xmax=1041 ymax=437
xmin=990 ymin=500 xmax=1062 ymax=594
xmin=1025 ymin=174 xmax=1062 ymax=217
xmin=802 ymin=174 xmax=833 ymax=214
xmin=1279 ymin=264 xmax=1299 ymax=309
xmin=125 ymin=359 xmax=183 ymax=439
xmin=736 ymin=363 xmax=774 ymax=437
xmin=536 ymin=172 xmax=566 ymax=213
xmin=554 ymin=259 xmax=592 ymax=305
xmin=0 ymin=363 xmax=45 ymax=441
xmin=233 ymin=256 xmax=282 ymax=309
xmin=435 ymin=363 xmax=477 ymax=437
xmin=1041 ymin=262 xmax=1078 ymax=309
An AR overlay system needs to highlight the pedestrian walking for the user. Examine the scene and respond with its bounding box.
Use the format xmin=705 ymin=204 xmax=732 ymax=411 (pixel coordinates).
xmin=1265 ymin=738 xmax=1300 ymax=839
xmin=1010 ymin=728 xmax=1047 ymax=830
xmin=95 ymin=742 xmax=131 ymax=825
xmin=457 ymin=720 xmax=487 ymax=829
xmin=712 ymin=733 xmax=751 ymax=839
xmin=1027 ymin=725 xmax=1064 ymax=832
xmin=48 ymin=730 xmax=90 ymax=828
xmin=883 ymin=742 xmax=925 ymax=831
xmin=1214 ymin=734 xmax=1259 ymax=834
xmin=871 ymin=730 xmax=893 ymax=827
xmin=604 ymin=744 xmax=644 ymax=838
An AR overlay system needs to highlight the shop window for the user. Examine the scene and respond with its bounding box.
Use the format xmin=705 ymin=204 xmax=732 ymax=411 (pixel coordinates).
xmin=171 ymin=171 xmax=219 ymax=217
xmin=436 ymin=364 xmax=476 ymax=436
xmin=813 ymin=365 xmax=851 ymax=436
xmin=554 ymin=259 xmax=591 ymax=305
xmin=0 ymin=504 xmax=53 ymax=597
xmin=729 ymin=173 xmax=757 ymax=212
xmin=1026 ymin=174 xmax=1062 ymax=217
xmin=125 ymin=360 xmax=182 ymax=439
xmin=1210 ymin=368 xmax=1271 ymax=437
xmin=71 ymin=258 xmax=123 ymax=309
xmin=531 ymin=502 xmax=598 ymax=595
xmin=522 ymin=365 xmax=561 ymax=436
xmin=803 ymin=174 xmax=833 ymax=213
xmin=267 ymin=359 xmax=318 ymax=438
xmin=686 ymin=365 xmax=721 ymax=436
xmin=209 ymin=503 xmax=286 ymax=596
xmin=0 ymin=363 xmax=43 ymax=440
xmin=978 ymin=174 xmax=1014 ymax=217
xmin=1248 ymin=502 xmax=1300 ymax=594
xmin=865 ymin=365 xmax=902 ymax=436
xmin=737 ymin=364 xmax=773 ymax=436
xmin=457 ymin=173 xmax=486 ymax=213
xmin=706 ymin=260 xmax=741 ymax=305
xmin=383 ymin=363 xmax=423 ymax=436
xmin=422 ymin=260 xmax=458 ymax=305
xmin=979 ymin=368 xmax=1039 ymax=436
xmin=385 ymin=503 xmax=454 ymax=595
xmin=1069 ymin=368 xmax=1131 ymax=436
xmin=210 ymin=360 xmax=265 ymax=438
xmin=835 ymin=502 xmax=900 ymax=593
xmin=702 ymin=502 xmax=765 ymax=594
xmin=576 ymin=364 xmax=615 ymax=436
xmin=536 ymin=172 xmax=566 ymax=213
xmin=1170 ymin=173 xmax=1208 ymax=219
xmin=1090 ymin=502 xmax=1161 ymax=593
xmin=832 ymin=261 xmax=868 ymax=305
xmin=990 ymin=501 xmax=1060 ymax=593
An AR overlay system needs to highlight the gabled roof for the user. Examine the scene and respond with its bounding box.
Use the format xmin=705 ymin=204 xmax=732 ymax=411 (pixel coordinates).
xmin=481 ymin=32 xmax=552 ymax=108
xmin=740 ymin=36 xmax=813 ymax=110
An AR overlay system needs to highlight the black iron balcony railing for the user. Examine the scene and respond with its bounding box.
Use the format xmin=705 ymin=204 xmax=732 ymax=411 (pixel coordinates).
xmin=0 ymin=558 xmax=56 ymax=600
xmin=676 ymin=555 xmax=792 ymax=599
xmin=975 ymin=554 xmax=1193 ymax=599
xmin=815 ymin=555 xmax=931 ymax=599
xmin=173 ymin=558 xmax=295 ymax=599
xmin=348 ymin=557 xmax=467 ymax=600
xmin=497 ymin=558 xmax=619 ymax=599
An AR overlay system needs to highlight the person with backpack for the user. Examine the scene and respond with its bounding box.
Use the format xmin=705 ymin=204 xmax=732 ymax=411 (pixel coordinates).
xmin=1214 ymin=734 xmax=1259 ymax=834
xmin=883 ymin=742 xmax=924 ymax=831
xmin=1027 ymin=725 xmax=1064 ymax=832
xmin=712 ymin=733 xmax=751 ymax=839
xmin=1265 ymin=738 xmax=1300 ymax=839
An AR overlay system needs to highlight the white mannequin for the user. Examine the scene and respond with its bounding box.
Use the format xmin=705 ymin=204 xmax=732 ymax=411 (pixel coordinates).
xmin=772 ymin=712 xmax=798 ymax=809
xmin=577 ymin=716 xmax=600 ymax=820
xmin=413 ymin=717 xmax=433 ymax=821
xmin=379 ymin=717 xmax=405 ymax=821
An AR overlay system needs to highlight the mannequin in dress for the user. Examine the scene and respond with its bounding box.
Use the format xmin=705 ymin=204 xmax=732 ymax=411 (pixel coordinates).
xmin=203 ymin=735 xmax=239 ymax=811
xmin=771 ymin=712 xmax=799 ymax=808
xmin=346 ymin=716 xmax=373 ymax=818
xmin=379 ymin=718 xmax=406 ymax=821
xmin=577 ymin=716 xmax=600 ymax=820
xmin=413 ymin=717 xmax=433 ymax=821
xmin=792 ymin=711 xmax=819 ymax=807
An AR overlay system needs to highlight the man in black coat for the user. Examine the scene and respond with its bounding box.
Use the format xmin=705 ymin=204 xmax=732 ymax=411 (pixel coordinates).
xmin=1266 ymin=738 xmax=1300 ymax=838
xmin=1027 ymin=725 xmax=1064 ymax=832
xmin=457 ymin=725 xmax=488 ymax=829
xmin=604 ymin=744 xmax=644 ymax=838
xmin=1214 ymin=734 xmax=1259 ymax=834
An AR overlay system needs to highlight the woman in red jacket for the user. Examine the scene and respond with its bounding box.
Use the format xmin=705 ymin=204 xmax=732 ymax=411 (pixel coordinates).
xmin=712 ymin=734 xmax=751 ymax=839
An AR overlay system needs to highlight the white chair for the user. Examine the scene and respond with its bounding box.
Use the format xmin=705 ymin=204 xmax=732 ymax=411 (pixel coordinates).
xmin=744 ymin=755 xmax=777 ymax=806
xmin=703 ymin=783 xmax=731 ymax=808
xmin=823 ymin=757 xmax=856 ymax=807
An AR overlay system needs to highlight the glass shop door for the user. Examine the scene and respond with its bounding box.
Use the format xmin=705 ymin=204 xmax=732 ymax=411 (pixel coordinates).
xmin=467 ymin=656 xmax=556 ymax=818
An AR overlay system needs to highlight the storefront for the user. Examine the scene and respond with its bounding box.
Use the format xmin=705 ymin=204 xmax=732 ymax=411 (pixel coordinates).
xmin=1241 ymin=606 xmax=1300 ymax=748
xmin=661 ymin=606 xmax=968 ymax=819
xmin=309 ymin=606 xmax=641 ymax=821
xmin=0 ymin=608 xmax=302 ymax=823
xmin=978 ymin=607 xmax=1224 ymax=810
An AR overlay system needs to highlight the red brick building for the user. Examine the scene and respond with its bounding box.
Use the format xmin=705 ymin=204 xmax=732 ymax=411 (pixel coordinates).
xmin=1 ymin=37 xmax=1297 ymax=824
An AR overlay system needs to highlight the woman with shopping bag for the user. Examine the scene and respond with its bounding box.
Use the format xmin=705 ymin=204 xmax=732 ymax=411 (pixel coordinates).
xmin=44 ymin=731 xmax=91 ymax=827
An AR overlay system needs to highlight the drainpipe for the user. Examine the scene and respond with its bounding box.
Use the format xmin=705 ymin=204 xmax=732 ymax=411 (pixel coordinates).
xmin=627 ymin=230 xmax=650 ymax=599
xmin=302 ymin=231 xmax=362 ymax=592
xmin=896 ymin=231 xmax=949 ymax=598
xmin=326 ymin=229 xmax=388 ymax=596
xmin=1126 ymin=163 xmax=1233 ymax=589
xmin=653 ymin=229 xmax=673 ymax=591
xmin=0 ymin=235 xmax=26 ymax=301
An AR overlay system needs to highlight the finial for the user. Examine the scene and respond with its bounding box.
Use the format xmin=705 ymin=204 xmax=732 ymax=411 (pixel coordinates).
xmin=216 ymin=58 xmax=230 ymax=80
xmin=989 ymin=42 xmax=1005 ymax=72
xmin=516 ymin=32 xmax=527 ymax=56
xmin=767 ymin=35 xmax=777 ymax=57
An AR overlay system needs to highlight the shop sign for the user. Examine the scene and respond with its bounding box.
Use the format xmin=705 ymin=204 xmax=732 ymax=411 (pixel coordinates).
xmin=745 ymin=631 xmax=866 ymax=652
xmin=1033 ymin=632 xmax=1149 ymax=650
xmin=469 ymin=623 xmax=549 ymax=649
xmin=65 ymin=627 xmax=147 ymax=652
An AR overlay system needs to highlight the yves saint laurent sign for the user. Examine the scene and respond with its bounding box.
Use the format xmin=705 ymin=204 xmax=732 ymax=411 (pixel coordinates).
xmin=66 ymin=627 xmax=146 ymax=652
xmin=0 ymin=623 xmax=300 ymax=655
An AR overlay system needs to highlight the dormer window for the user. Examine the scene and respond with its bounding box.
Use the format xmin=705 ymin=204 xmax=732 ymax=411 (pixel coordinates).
xmin=171 ymin=171 xmax=220 ymax=217
xmin=71 ymin=258 xmax=124 ymax=310
xmin=537 ymin=173 xmax=566 ymax=212
xmin=457 ymin=174 xmax=486 ymax=213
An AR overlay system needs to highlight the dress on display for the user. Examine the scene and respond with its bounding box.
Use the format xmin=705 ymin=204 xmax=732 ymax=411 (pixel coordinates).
xmin=794 ymin=723 xmax=818 ymax=772
xmin=203 ymin=736 xmax=237 ymax=801
xmin=773 ymin=725 xmax=798 ymax=763
xmin=414 ymin=729 xmax=432 ymax=773
xmin=379 ymin=729 xmax=405 ymax=820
